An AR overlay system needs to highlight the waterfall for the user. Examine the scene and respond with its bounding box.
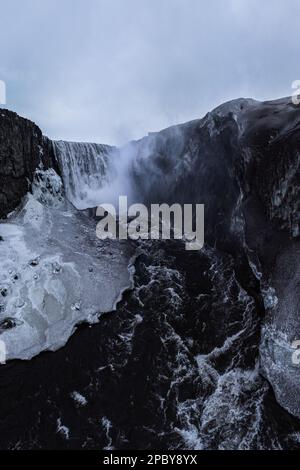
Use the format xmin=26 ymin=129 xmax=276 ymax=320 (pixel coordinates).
xmin=53 ymin=141 xmax=116 ymax=210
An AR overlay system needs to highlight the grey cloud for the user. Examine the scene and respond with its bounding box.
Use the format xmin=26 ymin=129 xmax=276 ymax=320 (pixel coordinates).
xmin=0 ymin=0 xmax=299 ymax=145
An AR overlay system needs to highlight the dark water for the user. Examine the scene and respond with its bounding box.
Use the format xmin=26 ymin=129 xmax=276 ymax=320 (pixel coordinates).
xmin=0 ymin=240 xmax=299 ymax=450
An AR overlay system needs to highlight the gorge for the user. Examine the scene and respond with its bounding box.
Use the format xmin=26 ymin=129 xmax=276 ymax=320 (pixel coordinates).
xmin=0 ymin=97 xmax=300 ymax=449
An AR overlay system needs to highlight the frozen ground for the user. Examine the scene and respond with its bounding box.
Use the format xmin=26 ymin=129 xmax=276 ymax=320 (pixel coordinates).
xmin=0 ymin=170 xmax=134 ymax=360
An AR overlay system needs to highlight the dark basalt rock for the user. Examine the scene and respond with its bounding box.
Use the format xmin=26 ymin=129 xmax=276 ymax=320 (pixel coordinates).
xmin=0 ymin=108 xmax=56 ymax=219
xmin=129 ymin=97 xmax=300 ymax=245
xmin=126 ymin=96 xmax=300 ymax=419
xmin=0 ymin=317 xmax=21 ymax=333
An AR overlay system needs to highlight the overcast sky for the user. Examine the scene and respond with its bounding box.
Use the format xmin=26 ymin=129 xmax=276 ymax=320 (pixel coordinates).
xmin=0 ymin=0 xmax=299 ymax=144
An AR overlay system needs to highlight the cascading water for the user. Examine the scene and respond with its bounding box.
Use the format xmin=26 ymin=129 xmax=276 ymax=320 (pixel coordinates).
xmin=53 ymin=141 xmax=116 ymax=210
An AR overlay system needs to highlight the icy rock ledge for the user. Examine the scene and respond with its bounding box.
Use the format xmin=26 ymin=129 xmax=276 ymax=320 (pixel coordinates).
xmin=0 ymin=193 xmax=134 ymax=361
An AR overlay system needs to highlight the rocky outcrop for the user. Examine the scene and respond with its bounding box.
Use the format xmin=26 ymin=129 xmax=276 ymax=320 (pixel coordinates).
xmin=125 ymin=96 xmax=300 ymax=418
xmin=0 ymin=109 xmax=56 ymax=219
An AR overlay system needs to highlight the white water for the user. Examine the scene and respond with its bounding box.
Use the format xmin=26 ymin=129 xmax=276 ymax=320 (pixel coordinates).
xmin=53 ymin=141 xmax=116 ymax=210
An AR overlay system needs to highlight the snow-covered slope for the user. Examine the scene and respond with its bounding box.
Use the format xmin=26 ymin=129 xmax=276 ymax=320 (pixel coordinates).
xmin=0 ymin=170 xmax=134 ymax=360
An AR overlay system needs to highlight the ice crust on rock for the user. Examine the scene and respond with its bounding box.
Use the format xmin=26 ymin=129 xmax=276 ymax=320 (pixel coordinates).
xmin=0 ymin=188 xmax=134 ymax=361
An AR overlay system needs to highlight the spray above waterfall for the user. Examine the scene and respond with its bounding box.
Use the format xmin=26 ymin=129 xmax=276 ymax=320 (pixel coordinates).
xmin=53 ymin=124 xmax=188 ymax=213
xmin=53 ymin=140 xmax=141 ymax=210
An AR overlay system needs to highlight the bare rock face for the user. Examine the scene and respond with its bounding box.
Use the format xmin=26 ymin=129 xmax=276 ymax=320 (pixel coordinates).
xmin=127 ymin=97 xmax=300 ymax=419
xmin=0 ymin=109 xmax=55 ymax=219
xmin=88 ymin=96 xmax=299 ymax=419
